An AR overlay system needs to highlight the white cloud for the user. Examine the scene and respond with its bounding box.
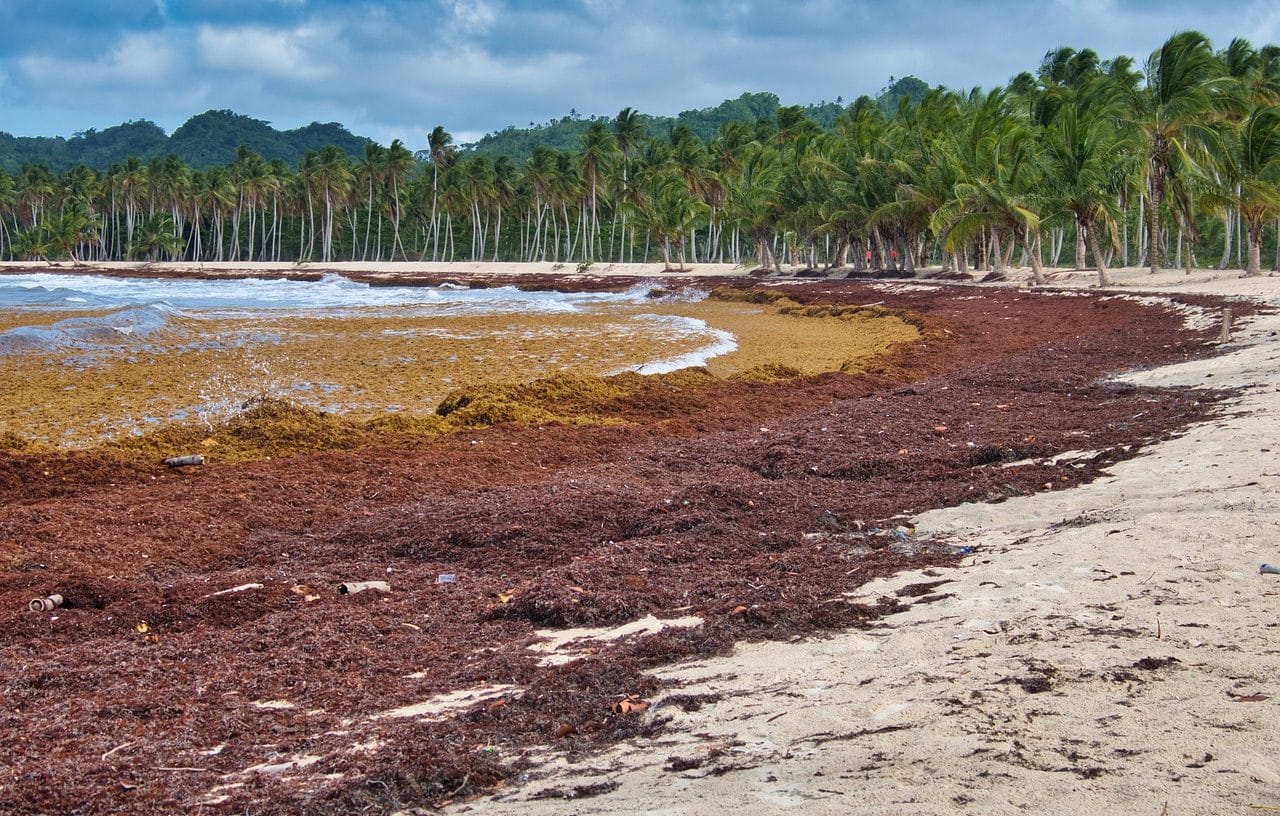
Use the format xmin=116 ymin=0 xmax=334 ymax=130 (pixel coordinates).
xmin=448 ymin=0 xmax=499 ymax=36
xmin=17 ymin=30 xmax=180 ymax=88
xmin=196 ymin=23 xmax=337 ymax=81
xmin=397 ymin=46 xmax=585 ymax=97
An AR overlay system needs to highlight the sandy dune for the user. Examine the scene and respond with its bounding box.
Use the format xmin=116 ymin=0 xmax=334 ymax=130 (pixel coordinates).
xmin=461 ymin=267 xmax=1280 ymax=815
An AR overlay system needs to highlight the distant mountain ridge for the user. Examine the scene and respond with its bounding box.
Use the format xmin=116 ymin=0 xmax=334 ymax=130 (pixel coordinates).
xmin=0 ymin=110 xmax=373 ymax=174
xmin=0 ymin=78 xmax=931 ymax=173
xmin=464 ymin=78 xmax=931 ymax=163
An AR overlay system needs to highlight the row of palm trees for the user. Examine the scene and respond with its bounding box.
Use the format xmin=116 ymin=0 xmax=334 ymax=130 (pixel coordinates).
xmin=2 ymin=31 xmax=1279 ymax=277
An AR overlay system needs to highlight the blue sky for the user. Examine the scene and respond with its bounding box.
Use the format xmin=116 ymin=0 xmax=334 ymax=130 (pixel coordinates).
xmin=0 ymin=0 xmax=1276 ymax=148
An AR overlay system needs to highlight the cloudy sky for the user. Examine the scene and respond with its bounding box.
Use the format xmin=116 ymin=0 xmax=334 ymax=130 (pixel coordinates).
xmin=0 ymin=0 xmax=1276 ymax=147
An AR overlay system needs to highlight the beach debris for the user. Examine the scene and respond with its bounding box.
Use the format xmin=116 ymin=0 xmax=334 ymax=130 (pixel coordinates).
xmin=28 ymin=594 xmax=63 ymax=613
xmin=337 ymin=580 xmax=391 ymax=596
xmin=436 ymin=573 xmax=458 ymax=585
xmin=290 ymin=584 xmax=320 ymax=601
xmin=612 ymin=695 xmax=649 ymax=715
xmin=163 ymin=454 xmax=205 ymax=468
xmin=205 ymin=583 xmax=263 ymax=598
xmin=1260 ymin=563 xmax=1280 ymax=575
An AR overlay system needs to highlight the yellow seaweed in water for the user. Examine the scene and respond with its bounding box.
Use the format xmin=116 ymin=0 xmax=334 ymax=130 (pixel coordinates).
xmin=2 ymin=290 xmax=922 ymax=458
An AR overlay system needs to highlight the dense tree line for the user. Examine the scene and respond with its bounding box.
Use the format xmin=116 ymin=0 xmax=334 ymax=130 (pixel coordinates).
xmin=3 ymin=33 xmax=1279 ymax=276
xmin=0 ymin=111 xmax=371 ymax=175
xmin=465 ymin=90 xmax=856 ymax=162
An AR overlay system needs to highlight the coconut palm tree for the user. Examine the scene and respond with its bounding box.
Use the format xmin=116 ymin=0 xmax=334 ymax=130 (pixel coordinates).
xmin=1039 ymin=80 xmax=1139 ymax=286
xmin=356 ymin=143 xmax=386 ymax=260
xmin=490 ymin=156 xmax=518 ymax=261
xmin=1206 ymin=104 xmax=1280 ymax=276
xmin=722 ymin=143 xmax=783 ymax=271
xmin=579 ymin=122 xmax=619 ymax=259
xmin=129 ymin=212 xmax=182 ymax=261
xmin=0 ymin=170 xmax=17 ymax=258
xmin=384 ymin=139 xmax=417 ymax=261
xmin=612 ymin=107 xmax=647 ymax=261
xmin=1126 ymin=31 xmax=1230 ymax=273
xmin=308 ymin=145 xmax=354 ymax=262
xmin=931 ymin=89 xmax=1044 ymax=278
xmin=427 ymin=125 xmax=454 ymax=260
xmin=641 ymin=172 xmax=709 ymax=270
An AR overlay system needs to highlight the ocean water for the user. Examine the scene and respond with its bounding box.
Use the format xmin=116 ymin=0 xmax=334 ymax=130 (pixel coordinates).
xmin=0 ymin=273 xmax=735 ymax=371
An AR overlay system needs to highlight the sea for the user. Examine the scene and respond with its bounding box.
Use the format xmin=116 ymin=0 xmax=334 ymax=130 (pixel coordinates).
xmin=0 ymin=272 xmax=736 ymax=374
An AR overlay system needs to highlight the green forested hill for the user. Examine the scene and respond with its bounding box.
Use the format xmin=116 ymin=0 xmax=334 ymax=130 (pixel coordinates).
xmin=464 ymin=84 xmax=916 ymax=162
xmin=0 ymin=79 xmax=929 ymax=173
xmin=0 ymin=110 xmax=371 ymax=173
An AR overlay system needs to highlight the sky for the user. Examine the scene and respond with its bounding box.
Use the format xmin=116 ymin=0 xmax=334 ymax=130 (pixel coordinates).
xmin=0 ymin=0 xmax=1277 ymax=148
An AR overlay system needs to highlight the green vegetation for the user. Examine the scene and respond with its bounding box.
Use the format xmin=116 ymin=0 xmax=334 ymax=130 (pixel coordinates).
xmin=467 ymin=90 xmax=855 ymax=163
xmin=0 ymin=110 xmax=371 ymax=174
xmin=3 ymin=38 xmax=1280 ymax=275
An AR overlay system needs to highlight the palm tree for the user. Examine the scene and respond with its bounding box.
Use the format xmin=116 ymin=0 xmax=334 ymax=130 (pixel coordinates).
xmin=384 ymin=139 xmax=417 ymax=260
xmin=459 ymin=156 xmax=495 ymax=260
xmin=490 ymin=156 xmax=517 ymax=261
xmin=113 ymin=157 xmax=147 ymax=253
xmin=642 ymin=173 xmax=709 ymax=270
xmin=356 ymin=143 xmax=386 ymax=260
xmin=427 ymin=125 xmax=454 ymax=260
xmin=931 ymin=89 xmax=1043 ymax=278
xmin=1206 ymin=105 xmax=1280 ymax=276
xmin=722 ymin=143 xmax=783 ymax=271
xmin=579 ymin=122 xmax=618 ymax=259
xmin=129 ymin=213 xmax=182 ymax=261
xmin=523 ymin=146 xmax=557 ymax=261
xmin=0 ymin=170 xmax=17 ymax=259
xmin=1040 ymin=81 xmax=1138 ymax=286
xmin=1127 ymin=31 xmax=1229 ymax=273
xmin=308 ymin=145 xmax=354 ymax=262
xmin=613 ymin=107 xmax=647 ymax=262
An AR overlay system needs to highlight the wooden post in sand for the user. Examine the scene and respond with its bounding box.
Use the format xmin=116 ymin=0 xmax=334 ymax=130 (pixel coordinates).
xmin=1219 ymin=308 xmax=1233 ymax=344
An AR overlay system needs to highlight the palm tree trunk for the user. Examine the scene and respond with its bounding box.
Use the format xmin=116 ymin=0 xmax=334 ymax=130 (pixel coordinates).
xmin=1274 ymin=218 xmax=1280 ymax=272
xmin=1247 ymin=217 xmax=1264 ymax=277
xmin=391 ymin=178 xmax=405 ymax=261
xmin=1120 ymin=196 xmax=1129 ymax=267
xmin=1085 ymin=220 xmax=1112 ymax=287
xmin=493 ymin=207 xmax=503 ymax=262
xmin=1074 ymin=218 xmax=1086 ymax=271
xmin=1236 ymin=201 xmax=1243 ymax=268
xmin=1219 ymin=210 xmax=1232 ymax=269
xmin=1027 ymin=230 xmax=1047 ymax=285
xmin=990 ymin=229 xmax=1005 ymax=275
xmin=1146 ymin=176 xmax=1162 ymax=274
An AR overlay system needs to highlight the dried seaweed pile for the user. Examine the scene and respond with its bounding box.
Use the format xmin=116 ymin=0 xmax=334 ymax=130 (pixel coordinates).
xmin=0 ymin=281 xmax=1239 ymax=814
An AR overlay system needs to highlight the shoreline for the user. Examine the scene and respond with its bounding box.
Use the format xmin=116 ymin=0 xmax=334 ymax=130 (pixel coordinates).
xmin=0 ymin=260 xmax=756 ymax=280
xmin=1 ymin=267 xmax=1275 ymax=813
xmin=460 ymin=271 xmax=1280 ymax=814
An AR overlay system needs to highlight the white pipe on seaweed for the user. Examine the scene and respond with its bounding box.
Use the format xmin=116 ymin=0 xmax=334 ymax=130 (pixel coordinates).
xmin=29 ymin=594 xmax=64 ymax=613
xmin=337 ymin=581 xmax=391 ymax=596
